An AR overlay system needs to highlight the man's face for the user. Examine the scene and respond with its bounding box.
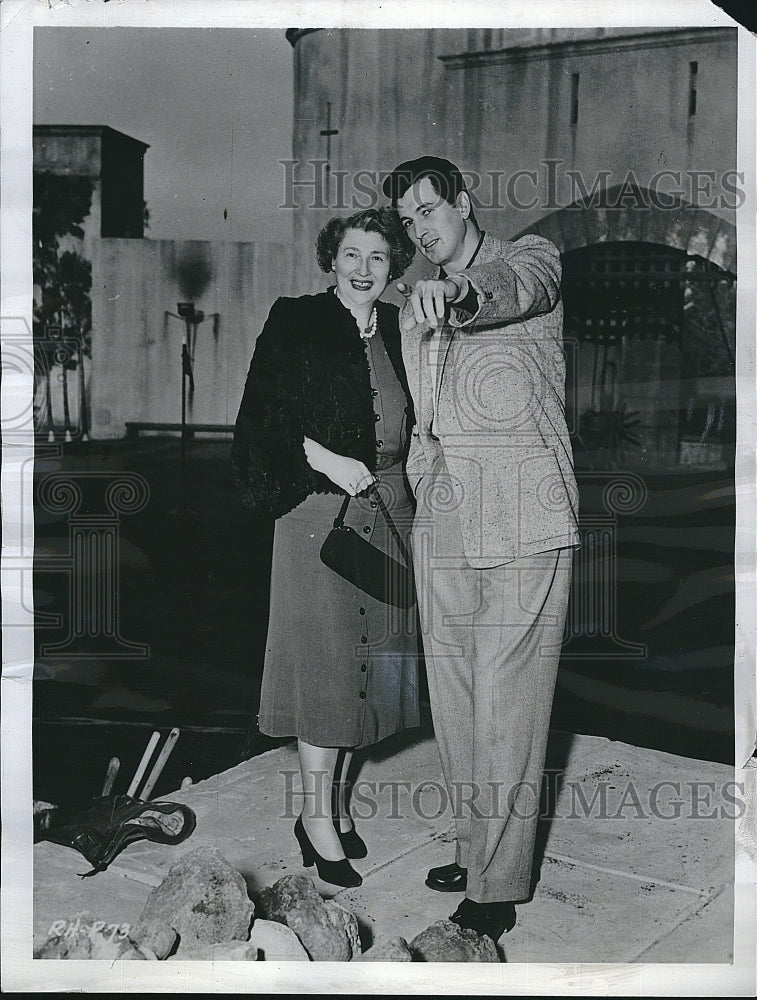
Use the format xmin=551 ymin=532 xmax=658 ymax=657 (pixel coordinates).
xmin=396 ymin=177 xmax=467 ymax=269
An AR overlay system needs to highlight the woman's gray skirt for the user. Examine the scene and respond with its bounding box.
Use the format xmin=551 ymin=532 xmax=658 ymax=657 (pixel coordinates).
xmin=257 ymin=465 xmax=420 ymax=749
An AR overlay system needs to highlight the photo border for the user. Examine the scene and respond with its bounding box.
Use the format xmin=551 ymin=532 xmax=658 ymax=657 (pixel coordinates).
xmin=2 ymin=0 xmax=754 ymax=993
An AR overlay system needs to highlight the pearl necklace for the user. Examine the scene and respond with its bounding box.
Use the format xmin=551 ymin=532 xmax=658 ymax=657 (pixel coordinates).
xmin=335 ymin=288 xmax=378 ymax=340
xmin=361 ymin=308 xmax=378 ymax=340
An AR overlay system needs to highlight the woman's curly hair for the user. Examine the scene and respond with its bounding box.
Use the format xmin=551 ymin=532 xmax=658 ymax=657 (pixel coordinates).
xmin=316 ymin=207 xmax=415 ymax=281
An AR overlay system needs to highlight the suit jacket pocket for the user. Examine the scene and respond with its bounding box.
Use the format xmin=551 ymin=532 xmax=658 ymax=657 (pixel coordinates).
xmin=517 ymin=452 xmax=578 ymax=550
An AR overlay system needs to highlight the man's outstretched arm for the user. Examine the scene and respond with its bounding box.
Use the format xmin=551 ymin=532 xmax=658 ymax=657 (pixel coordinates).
xmin=397 ymin=234 xmax=561 ymax=332
xmin=449 ymin=235 xmax=561 ymax=327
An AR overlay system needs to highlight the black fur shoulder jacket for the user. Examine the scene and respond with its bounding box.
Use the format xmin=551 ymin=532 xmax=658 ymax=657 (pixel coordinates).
xmin=231 ymin=289 xmax=413 ymax=517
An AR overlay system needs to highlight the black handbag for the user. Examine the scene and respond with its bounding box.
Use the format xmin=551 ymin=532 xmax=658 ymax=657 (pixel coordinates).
xmin=319 ymin=484 xmax=415 ymax=608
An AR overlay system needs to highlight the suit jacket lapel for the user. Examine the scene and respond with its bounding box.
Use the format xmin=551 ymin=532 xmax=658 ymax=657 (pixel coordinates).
xmin=402 ymin=318 xmax=434 ymax=434
xmin=435 ymin=233 xmax=499 ymax=412
xmin=435 ymin=324 xmax=454 ymax=418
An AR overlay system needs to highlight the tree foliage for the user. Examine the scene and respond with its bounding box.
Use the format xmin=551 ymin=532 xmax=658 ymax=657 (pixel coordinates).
xmin=33 ymin=172 xmax=94 ymax=362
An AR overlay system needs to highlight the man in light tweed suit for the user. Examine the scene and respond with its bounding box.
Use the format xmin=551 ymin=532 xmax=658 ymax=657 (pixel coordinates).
xmin=383 ymin=157 xmax=579 ymax=941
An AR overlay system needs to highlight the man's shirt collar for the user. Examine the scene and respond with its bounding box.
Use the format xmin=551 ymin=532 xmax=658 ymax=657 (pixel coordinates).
xmin=439 ymin=230 xmax=486 ymax=278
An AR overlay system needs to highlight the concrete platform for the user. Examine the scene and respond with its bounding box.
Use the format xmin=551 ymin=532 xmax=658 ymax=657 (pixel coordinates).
xmin=26 ymin=731 xmax=752 ymax=992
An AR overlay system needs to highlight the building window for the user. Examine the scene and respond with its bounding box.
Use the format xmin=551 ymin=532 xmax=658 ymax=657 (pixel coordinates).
xmin=570 ymin=73 xmax=580 ymax=126
xmin=688 ymin=61 xmax=698 ymax=117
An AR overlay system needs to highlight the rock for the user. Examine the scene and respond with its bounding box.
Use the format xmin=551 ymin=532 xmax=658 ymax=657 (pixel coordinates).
xmin=118 ymin=948 xmax=149 ymax=960
xmin=256 ymin=874 xmax=360 ymax=961
xmin=324 ymin=900 xmax=360 ymax=957
xmin=355 ymin=936 xmax=413 ymax=961
xmin=135 ymin=946 xmax=160 ymax=960
xmin=168 ymin=940 xmax=258 ymax=961
xmin=34 ymin=912 xmax=140 ymax=960
xmin=128 ymin=919 xmax=178 ymax=960
xmin=409 ymin=920 xmax=500 ymax=962
xmin=138 ymin=846 xmax=254 ymax=952
xmin=248 ymin=918 xmax=310 ymax=961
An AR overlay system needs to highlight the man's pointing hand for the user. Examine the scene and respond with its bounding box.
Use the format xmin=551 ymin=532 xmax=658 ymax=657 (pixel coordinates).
xmin=397 ymin=277 xmax=469 ymax=328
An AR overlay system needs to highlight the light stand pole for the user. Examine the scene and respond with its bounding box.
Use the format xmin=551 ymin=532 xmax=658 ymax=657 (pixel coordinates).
xmin=165 ymin=302 xmax=200 ymax=485
xmin=177 ymin=301 xmax=197 ymax=473
xmin=164 ymin=302 xmax=218 ymax=512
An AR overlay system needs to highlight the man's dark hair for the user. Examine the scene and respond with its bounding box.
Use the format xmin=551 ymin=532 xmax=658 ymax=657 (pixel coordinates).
xmin=382 ymin=156 xmax=467 ymax=207
xmin=316 ymin=207 xmax=415 ymax=280
xmin=382 ymin=156 xmax=477 ymax=225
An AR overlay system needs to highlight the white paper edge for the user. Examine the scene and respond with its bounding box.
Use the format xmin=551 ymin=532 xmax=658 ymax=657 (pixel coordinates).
xmin=1 ymin=0 xmax=755 ymax=994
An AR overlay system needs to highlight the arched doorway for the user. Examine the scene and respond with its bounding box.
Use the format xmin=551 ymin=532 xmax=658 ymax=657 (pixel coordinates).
xmin=560 ymin=241 xmax=736 ymax=473
xmin=526 ymin=231 xmax=737 ymax=763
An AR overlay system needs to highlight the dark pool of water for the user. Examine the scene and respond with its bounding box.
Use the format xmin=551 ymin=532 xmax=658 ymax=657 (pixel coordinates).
xmin=32 ymin=437 xmax=736 ymax=813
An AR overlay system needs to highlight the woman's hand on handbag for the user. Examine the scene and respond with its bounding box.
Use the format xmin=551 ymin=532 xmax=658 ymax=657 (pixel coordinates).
xmin=304 ymin=438 xmax=376 ymax=496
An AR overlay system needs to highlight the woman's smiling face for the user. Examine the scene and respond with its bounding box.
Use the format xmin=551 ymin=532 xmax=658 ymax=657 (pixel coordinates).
xmin=333 ymin=228 xmax=391 ymax=311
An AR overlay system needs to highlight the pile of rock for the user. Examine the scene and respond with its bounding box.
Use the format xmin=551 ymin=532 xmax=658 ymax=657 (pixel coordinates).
xmin=359 ymin=922 xmax=499 ymax=963
xmin=34 ymin=846 xmax=500 ymax=962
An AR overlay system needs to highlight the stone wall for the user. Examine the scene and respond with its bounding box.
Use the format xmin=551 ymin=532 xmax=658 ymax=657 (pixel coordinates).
xmin=288 ymin=27 xmax=738 ymax=290
xmin=285 ymin=27 xmax=737 ymax=472
xmin=89 ymin=237 xmax=296 ymax=437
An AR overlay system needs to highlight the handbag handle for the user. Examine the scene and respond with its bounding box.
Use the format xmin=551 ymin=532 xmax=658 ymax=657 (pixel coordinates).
xmin=332 ymin=493 xmax=352 ymax=529
xmin=332 ymin=485 xmax=410 ymax=567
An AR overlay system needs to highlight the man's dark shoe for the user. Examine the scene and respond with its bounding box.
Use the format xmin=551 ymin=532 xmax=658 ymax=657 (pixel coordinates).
xmin=448 ymin=898 xmax=517 ymax=940
xmin=425 ymin=861 xmax=468 ymax=892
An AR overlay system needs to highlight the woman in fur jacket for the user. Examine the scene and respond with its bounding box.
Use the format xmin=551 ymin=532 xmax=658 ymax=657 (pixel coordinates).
xmin=232 ymin=208 xmax=420 ymax=888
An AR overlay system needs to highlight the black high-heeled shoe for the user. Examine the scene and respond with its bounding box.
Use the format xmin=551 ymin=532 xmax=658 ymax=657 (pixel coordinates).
xmin=334 ymin=819 xmax=368 ymax=860
xmin=294 ymin=816 xmax=363 ymax=888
